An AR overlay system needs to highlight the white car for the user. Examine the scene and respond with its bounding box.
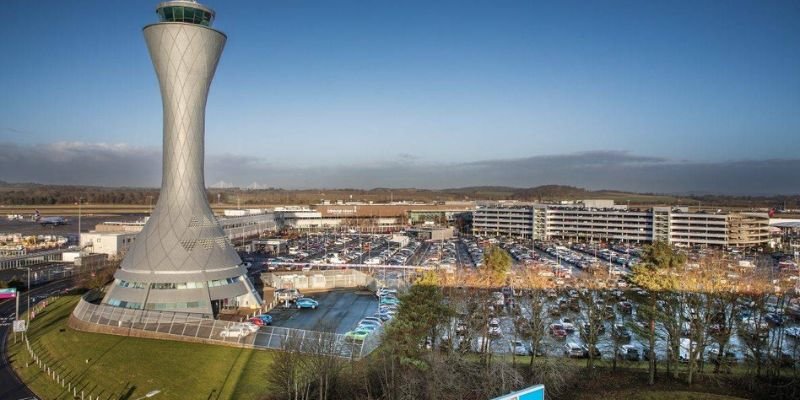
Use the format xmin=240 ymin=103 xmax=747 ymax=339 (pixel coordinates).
xmin=376 ymin=288 xmax=398 ymax=298
xmin=230 ymin=322 xmax=259 ymax=334
xmin=510 ymin=340 xmax=531 ymax=356
xmin=220 ymin=327 xmax=249 ymax=338
xmin=785 ymin=326 xmax=800 ymax=338
xmin=559 ymin=318 xmax=576 ymax=332
xmin=488 ymin=319 xmax=502 ymax=337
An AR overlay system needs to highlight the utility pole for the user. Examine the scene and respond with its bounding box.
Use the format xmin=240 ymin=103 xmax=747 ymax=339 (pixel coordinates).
xmin=77 ymin=197 xmax=83 ymax=248
xmin=14 ymin=289 xmax=19 ymax=343
xmin=27 ymin=267 xmax=31 ymax=322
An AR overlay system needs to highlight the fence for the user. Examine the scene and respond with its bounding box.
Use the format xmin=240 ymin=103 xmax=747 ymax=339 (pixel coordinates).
xmin=21 ymin=293 xmax=112 ymax=400
xmin=23 ymin=336 xmax=108 ymax=400
xmin=261 ymin=268 xmax=414 ymax=292
xmin=70 ymin=295 xmax=381 ymax=360
xmin=262 ymin=269 xmax=375 ymax=291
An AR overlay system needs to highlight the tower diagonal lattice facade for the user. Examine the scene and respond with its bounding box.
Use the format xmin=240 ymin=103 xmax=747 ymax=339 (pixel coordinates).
xmin=102 ymin=1 xmax=262 ymax=317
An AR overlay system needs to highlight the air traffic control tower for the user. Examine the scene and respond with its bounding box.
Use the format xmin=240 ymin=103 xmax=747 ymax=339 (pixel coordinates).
xmin=102 ymin=1 xmax=262 ymax=317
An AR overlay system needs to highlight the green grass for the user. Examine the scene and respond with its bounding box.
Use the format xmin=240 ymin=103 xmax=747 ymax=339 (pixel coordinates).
xmin=6 ymin=296 xmax=275 ymax=400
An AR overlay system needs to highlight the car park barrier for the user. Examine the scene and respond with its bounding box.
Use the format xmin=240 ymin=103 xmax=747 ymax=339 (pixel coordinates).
xmin=70 ymin=294 xmax=380 ymax=359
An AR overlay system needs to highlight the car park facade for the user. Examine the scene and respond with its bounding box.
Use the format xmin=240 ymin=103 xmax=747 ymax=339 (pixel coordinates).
xmin=472 ymin=200 xmax=770 ymax=247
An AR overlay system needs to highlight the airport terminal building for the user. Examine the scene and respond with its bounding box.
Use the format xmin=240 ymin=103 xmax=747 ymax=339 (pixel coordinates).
xmin=472 ymin=200 xmax=770 ymax=247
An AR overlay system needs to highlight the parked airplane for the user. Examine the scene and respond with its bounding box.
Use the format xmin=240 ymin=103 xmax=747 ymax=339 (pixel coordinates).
xmin=36 ymin=216 xmax=69 ymax=226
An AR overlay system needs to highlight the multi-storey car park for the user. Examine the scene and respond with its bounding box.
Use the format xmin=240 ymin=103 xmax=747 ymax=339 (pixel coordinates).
xmin=472 ymin=200 xmax=770 ymax=247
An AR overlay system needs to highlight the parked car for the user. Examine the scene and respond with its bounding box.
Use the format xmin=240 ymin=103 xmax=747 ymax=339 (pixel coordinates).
xmin=548 ymin=305 xmax=561 ymax=317
xmin=380 ymin=297 xmax=401 ymax=305
xmin=549 ymin=323 xmax=567 ymax=339
xmin=375 ymin=311 xmax=393 ymax=321
xmin=358 ymin=319 xmax=382 ymax=329
xmin=488 ymin=318 xmax=502 ymax=337
xmin=361 ymin=317 xmax=384 ymax=326
xmin=275 ymin=288 xmax=303 ymax=302
xmin=236 ymin=322 xmax=260 ymax=334
xmin=618 ymin=344 xmax=640 ymax=361
xmin=248 ymin=317 xmax=267 ymax=326
xmin=220 ymin=327 xmax=249 ymax=338
xmin=764 ymin=313 xmax=783 ymax=326
xmin=581 ymin=321 xmax=605 ymax=335
xmin=344 ymin=329 xmax=371 ymax=342
xmin=455 ymin=321 xmax=469 ymax=336
xmin=357 ymin=324 xmax=380 ymax=334
xmin=613 ymin=324 xmax=631 ymax=342
xmin=706 ymin=346 xmax=738 ymax=365
xmin=585 ymin=344 xmax=602 ymax=358
xmin=377 ymin=288 xmax=398 ymax=298
xmin=564 ymin=342 xmax=585 ymax=358
xmin=785 ymin=326 xmax=800 ymax=338
xmin=510 ymin=340 xmax=531 ymax=356
xmin=559 ymin=317 xmax=576 ymax=333
xmin=296 ymin=298 xmax=319 ymax=309
xmin=677 ymin=338 xmax=701 ymax=363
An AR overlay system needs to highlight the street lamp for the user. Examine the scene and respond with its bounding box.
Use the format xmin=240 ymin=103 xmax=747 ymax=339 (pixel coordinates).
xmin=77 ymin=197 xmax=84 ymax=248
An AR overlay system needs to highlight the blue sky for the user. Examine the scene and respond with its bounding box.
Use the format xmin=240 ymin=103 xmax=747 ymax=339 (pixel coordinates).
xmin=1 ymin=1 xmax=799 ymax=192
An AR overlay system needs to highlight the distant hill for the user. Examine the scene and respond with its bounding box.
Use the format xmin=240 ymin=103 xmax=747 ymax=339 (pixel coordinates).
xmin=0 ymin=181 xmax=796 ymax=209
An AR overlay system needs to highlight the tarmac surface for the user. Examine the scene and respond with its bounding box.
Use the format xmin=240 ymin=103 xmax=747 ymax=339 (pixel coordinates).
xmin=268 ymin=290 xmax=379 ymax=334
xmin=0 ymin=215 xmax=142 ymax=237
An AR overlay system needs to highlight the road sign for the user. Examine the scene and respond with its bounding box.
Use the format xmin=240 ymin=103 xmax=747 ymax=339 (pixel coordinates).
xmin=13 ymin=319 xmax=27 ymax=333
xmin=492 ymin=385 xmax=544 ymax=400
xmin=0 ymin=288 xmax=17 ymax=299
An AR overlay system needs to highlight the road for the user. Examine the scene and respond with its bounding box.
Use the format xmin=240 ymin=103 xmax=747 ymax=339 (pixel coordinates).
xmin=0 ymin=263 xmax=76 ymax=284
xmin=0 ymin=279 xmax=73 ymax=400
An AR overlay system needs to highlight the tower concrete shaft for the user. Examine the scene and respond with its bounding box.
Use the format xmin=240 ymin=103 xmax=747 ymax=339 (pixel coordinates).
xmin=102 ymin=1 xmax=262 ymax=316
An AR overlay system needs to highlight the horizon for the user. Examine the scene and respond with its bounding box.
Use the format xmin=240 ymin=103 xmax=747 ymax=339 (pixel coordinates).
xmin=1 ymin=179 xmax=798 ymax=199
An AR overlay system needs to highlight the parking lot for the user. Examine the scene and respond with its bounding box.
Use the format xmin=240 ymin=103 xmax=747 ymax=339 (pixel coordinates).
xmin=439 ymin=283 xmax=800 ymax=366
xmin=268 ymin=290 xmax=379 ymax=334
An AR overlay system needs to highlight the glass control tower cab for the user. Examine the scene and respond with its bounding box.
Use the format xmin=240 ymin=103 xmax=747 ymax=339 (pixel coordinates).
xmin=101 ymin=1 xmax=263 ymax=317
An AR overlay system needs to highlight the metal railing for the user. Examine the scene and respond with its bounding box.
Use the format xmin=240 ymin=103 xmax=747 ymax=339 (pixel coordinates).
xmin=71 ymin=296 xmax=381 ymax=359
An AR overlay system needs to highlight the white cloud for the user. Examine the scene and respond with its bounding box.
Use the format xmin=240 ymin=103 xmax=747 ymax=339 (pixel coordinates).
xmin=0 ymin=142 xmax=798 ymax=195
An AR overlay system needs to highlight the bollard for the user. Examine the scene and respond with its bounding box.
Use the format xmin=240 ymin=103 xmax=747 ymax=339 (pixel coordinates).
xmin=82 ymin=390 xmax=84 ymax=400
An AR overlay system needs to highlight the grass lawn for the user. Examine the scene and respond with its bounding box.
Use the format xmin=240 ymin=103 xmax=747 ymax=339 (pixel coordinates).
xmin=6 ymin=296 xmax=275 ymax=400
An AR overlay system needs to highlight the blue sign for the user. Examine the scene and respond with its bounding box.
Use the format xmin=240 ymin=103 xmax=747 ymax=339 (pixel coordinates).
xmin=492 ymin=385 xmax=544 ymax=400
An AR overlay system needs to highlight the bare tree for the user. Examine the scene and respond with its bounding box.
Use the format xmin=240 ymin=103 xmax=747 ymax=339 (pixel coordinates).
xmin=575 ymin=268 xmax=612 ymax=371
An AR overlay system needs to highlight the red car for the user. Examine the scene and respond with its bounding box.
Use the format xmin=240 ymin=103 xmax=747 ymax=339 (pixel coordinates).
xmin=248 ymin=317 xmax=265 ymax=326
xmin=549 ymin=323 xmax=567 ymax=339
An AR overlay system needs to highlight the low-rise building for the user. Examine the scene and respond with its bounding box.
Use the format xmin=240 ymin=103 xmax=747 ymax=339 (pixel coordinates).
xmin=80 ymin=231 xmax=137 ymax=259
xmin=407 ymin=226 xmax=455 ymax=241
